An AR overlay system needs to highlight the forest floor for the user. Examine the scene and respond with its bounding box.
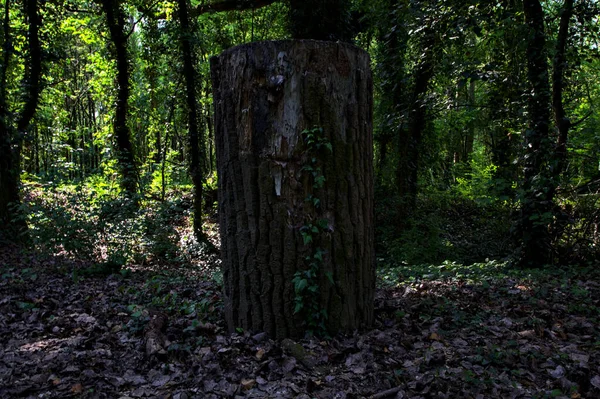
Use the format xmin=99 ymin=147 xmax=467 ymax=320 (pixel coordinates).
xmin=1 ymin=246 xmax=600 ymax=399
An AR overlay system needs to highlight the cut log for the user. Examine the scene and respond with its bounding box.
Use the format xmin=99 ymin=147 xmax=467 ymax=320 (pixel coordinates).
xmin=211 ymin=40 xmax=374 ymax=338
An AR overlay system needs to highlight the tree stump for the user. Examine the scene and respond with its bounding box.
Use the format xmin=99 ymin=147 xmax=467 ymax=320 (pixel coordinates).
xmin=211 ymin=40 xmax=374 ymax=338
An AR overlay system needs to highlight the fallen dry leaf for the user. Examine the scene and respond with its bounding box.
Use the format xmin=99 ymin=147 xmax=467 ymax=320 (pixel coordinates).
xmin=241 ymin=378 xmax=256 ymax=390
xmin=71 ymin=383 xmax=83 ymax=393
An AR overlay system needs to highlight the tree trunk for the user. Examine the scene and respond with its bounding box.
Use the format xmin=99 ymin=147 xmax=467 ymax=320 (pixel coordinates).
xmin=101 ymin=0 xmax=138 ymax=196
xmin=375 ymin=0 xmax=407 ymax=186
xmin=395 ymin=30 xmax=435 ymax=209
xmin=0 ymin=0 xmax=16 ymax=233
xmin=516 ymin=0 xmax=553 ymax=267
xmin=464 ymin=79 xmax=476 ymax=162
xmin=177 ymin=0 xmax=206 ymax=242
xmin=551 ymin=0 xmax=573 ymax=181
xmin=0 ymin=0 xmax=41 ymax=240
xmin=288 ymin=0 xmax=351 ymax=41
xmin=211 ymin=40 xmax=374 ymax=338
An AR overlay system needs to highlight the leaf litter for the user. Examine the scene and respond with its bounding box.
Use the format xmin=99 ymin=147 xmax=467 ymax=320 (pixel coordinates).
xmin=1 ymin=246 xmax=600 ymax=398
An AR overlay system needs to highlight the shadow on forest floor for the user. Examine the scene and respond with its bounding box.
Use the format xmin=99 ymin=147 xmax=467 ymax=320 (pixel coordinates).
xmin=1 ymin=244 xmax=600 ymax=399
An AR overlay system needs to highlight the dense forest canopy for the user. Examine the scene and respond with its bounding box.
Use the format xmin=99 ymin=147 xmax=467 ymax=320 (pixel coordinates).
xmin=0 ymin=0 xmax=599 ymax=277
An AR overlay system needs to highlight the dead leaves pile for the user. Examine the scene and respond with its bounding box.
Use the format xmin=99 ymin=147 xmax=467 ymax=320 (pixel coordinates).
xmin=1 ymin=248 xmax=599 ymax=398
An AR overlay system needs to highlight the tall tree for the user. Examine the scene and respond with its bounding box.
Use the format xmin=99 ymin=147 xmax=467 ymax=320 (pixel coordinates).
xmin=374 ymin=0 xmax=408 ymax=186
xmin=288 ymin=0 xmax=351 ymax=41
xmin=99 ymin=0 xmax=138 ymax=197
xmin=551 ymin=0 xmax=574 ymax=182
xmin=395 ymin=25 xmax=436 ymax=209
xmin=516 ymin=0 xmax=554 ymax=266
xmin=177 ymin=0 xmax=207 ymax=242
xmin=0 ymin=0 xmax=42 ymax=240
xmin=515 ymin=0 xmax=576 ymax=267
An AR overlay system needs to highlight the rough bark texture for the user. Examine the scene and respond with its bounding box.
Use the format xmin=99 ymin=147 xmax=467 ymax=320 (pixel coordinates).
xmin=395 ymin=29 xmax=435 ymax=210
xmin=0 ymin=0 xmax=41 ymax=239
xmin=177 ymin=0 xmax=205 ymax=241
xmin=551 ymin=0 xmax=574 ymax=180
xmin=0 ymin=0 xmax=16 ymax=233
xmin=211 ymin=40 xmax=374 ymax=338
xmin=517 ymin=0 xmax=553 ymax=267
xmin=101 ymin=0 xmax=138 ymax=196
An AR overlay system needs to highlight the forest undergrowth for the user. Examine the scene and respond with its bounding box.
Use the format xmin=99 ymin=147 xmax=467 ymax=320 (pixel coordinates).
xmin=1 ymin=186 xmax=600 ymax=398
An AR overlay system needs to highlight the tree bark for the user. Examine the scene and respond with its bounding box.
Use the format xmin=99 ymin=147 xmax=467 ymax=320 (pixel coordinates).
xmin=211 ymin=40 xmax=374 ymax=338
xmin=0 ymin=0 xmax=42 ymax=239
xmin=395 ymin=29 xmax=435 ymax=209
xmin=177 ymin=0 xmax=206 ymax=241
xmin=551 ymin=0 xmax=574 ymax=180
xmin=288 ymin=0 xmax=351 ymax=41
xmin=100 ymin=0 xmax=138 ymax=196
xmin=516 ymin=0 xmax=553 ymax=267
xmin=0 ymin=0 xmax=16 ymax=233
xmin=464 ymin=79 xmax=476 ymax=163
xmin=375 ymin=0 xmax=407 ymax=186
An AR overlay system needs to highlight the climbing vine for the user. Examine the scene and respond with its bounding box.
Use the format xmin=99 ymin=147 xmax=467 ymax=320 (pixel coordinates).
xmin=292 ymin=127 xmax=334 ymax=336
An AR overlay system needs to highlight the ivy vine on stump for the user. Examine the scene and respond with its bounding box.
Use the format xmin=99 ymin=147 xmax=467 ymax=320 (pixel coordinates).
xmin=210 ymin=40 xmax=375 ymax=338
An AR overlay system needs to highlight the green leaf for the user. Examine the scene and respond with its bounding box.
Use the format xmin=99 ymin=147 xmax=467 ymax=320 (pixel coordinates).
xmin=302 ymin=234 xmax=313 ymax=245
xmin=314 ymin=175 xmax=326 ymax=188
xmin=317 ymin=219 xmax=329 ymax=230
xmin=295 ymin=278 xmax=308 ymax=292
xmin=314 ymin=250 xmax=323 ymax=262
xmin=325 ymin=271 xmax=334 ymax=284
xmin=17 ymin=301 xmax=35 ymax=310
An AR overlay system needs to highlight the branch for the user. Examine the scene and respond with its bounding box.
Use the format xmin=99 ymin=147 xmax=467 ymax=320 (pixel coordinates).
xmin=574 ymin=175 xmax=600 ymax=195
xmin=64 ymin=6 xmax=97 ymax=14
xmin=191 ymin=0 xmax=280 ymax=17
xmin=571 ymin=109 xmax=593 ymax=127
xmin=151 ymin=0 xmax=280 ymax=20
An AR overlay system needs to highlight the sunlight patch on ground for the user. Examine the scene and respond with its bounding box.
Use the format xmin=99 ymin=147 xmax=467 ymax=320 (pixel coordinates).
xmin=18 ymin=337 xmax=72 ymax=353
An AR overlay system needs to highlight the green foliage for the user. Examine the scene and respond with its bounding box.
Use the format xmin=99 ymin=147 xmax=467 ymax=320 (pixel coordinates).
xmin=292 ymin=127 xmax=334 ymax=336
xmin=376 ymin=188 xmax=513 ymax=266
xmin=451 ymin=148 xmax=500 ymax=204
xmin=378 ymin=259 xmax=510 ymax=288
xmin=21 ymin=177 xmax=195 ymax=264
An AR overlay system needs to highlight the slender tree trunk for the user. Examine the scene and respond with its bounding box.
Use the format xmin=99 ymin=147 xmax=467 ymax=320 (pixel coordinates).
xmin=177 ymin=0 xmax=209 ymax=243
xmin=547 ymin=0 xmax=575 ymax=247
xmin=288 ymin=0 xmax=351 ymax=41
xmin=516 ymin=0 xmax=553 ymax=267
xmin=551 ymin=0 xmax=573 ymax=181
xmin=144 ymin=21 xmax=161 ymax=164
xmin=376 ymin=0 xmax=406 ymax=186
xmin=0 ymin=0 xmax=42 ymax=240
xmin=101 ymin=0 xmax=138 ymax=196
xmin=0 ymin=0 xmax=17 ymax=234
xmin=464 ymin=79 xmax=476 ymax=162
xmin=205 ymin=104 xmax=214 ymax=174
xmin=211 ymin=40 xmax=375 ymax=338
xmin=395 ymin=30 xmax=435 ymax=209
